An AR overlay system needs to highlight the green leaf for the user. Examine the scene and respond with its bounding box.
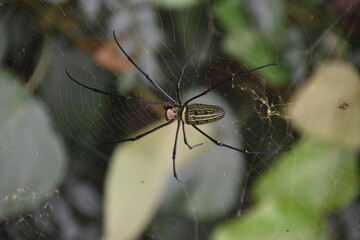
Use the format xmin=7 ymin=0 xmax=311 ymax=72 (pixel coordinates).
xmin=214 ymin=0 xmax=248 ymax=33
xmin=214 ymin=0 xmax=289 ymax=84
xmin=224 ymin=30 xmax=289 ymax=84
xmin=153 ymin=0 xmax=200 ymax=9
xmin=212 ymin=139 xmax=358 ymax=240
xmin=0 ymin=68 xmax=66 ymax=217
xmin=255 ymin=139 xmax=359 ymax=213
xmin=212 ymin=199 xmax=324 ymax=240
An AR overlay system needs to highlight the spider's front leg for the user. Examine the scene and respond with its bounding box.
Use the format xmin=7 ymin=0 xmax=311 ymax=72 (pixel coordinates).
xmin=90 ymin=120 xmax=175 ymax=144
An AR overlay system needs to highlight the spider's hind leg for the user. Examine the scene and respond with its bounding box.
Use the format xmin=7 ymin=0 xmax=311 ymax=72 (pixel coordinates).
xmin=182 ymin=122 xmax=203 ymax=149
xmin=192 ymin=125 xmax=288 ymax=154
xmin=172 ymin=121 xmax=191 ymax=183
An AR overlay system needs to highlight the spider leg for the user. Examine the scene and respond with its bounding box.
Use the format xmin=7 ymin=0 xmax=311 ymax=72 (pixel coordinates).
xmin=90 ymin=120 xmax=175 ymax=144
xmin=177 ymin=51 xmax=194 ymax=104
xmin=66 ymin=69 xmax=119 ymax=97
xmin=113 ymin=30 xmax=176 ymax=103
xmin=184 ymin=64 xmax=276 ymax=104
xmin=192 ymin=125 xmax=287 ymax=154
xmin=66 ymin=69 xmax=170 ymax=105
xmin=172 ymin=121 xmax=190 ymax=183
xmin=182 ymin=121 xmax=203 ymax=149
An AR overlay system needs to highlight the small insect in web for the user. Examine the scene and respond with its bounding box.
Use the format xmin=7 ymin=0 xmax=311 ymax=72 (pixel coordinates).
xmin=337 ymin=99 xmax=349 ymax=110
xmin=66 ymin=30 xmax=288 ymax=183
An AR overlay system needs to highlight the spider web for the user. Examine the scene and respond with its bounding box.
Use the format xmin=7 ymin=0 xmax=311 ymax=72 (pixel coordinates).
xmin=0 ymin=0 xmax=359 ymax=240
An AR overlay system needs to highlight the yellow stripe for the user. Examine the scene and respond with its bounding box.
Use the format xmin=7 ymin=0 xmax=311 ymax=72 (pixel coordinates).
xmin=186 ymin=114 xmax=222 ymax=123
xmin=181 ymin=106 xmax=187 ymax=122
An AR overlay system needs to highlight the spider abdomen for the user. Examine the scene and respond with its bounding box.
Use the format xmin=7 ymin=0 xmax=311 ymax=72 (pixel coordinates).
xmin=182 ymin=104 xmax=225 ymax=125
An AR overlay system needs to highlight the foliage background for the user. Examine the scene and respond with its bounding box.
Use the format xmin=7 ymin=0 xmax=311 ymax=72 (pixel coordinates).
xmin=0 ymin=0 xmax=359 ymax=240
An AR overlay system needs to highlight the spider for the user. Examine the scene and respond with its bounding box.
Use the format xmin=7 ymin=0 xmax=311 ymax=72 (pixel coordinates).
xmin=66 ymin=30 xmax=286 ymax=182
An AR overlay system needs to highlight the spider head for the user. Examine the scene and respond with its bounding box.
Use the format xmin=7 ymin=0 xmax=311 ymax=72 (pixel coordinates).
xmin=164 ymin=105 xmax=181 ymax=121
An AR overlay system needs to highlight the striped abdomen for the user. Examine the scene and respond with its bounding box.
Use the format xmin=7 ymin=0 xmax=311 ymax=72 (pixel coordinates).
xmin=182 ymin=104 xmax=225 ymax=125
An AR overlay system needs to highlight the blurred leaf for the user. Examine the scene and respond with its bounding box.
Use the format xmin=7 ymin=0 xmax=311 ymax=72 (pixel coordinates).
xmin=247 ymin=0 xmax=286 ymax=35
xmin=212 ymin=199 xmax=324 ymax=240
xmin=93 ymin=40 xmax=133 ymax=73
xmin=153 ymin=0 xmax=201 ymax=9
xmin=214 ymin=0 xmax=248 ymax=33
xmin=79 ymin=0 xmax=102 ymax=23
xmin=224 ymin=30 xmax=289 ymax=84
xmin=281 ymin=27 xmax=308 ymax=82
xmin=212 ymin=139 xmax=358 ymax=240
xmin=255 ymin=139 xmax=359 ymax=213
xmin=215 ymin=0 xmax=289 ymax=85
xmin=318 ymin=30 xmax=349 ymax=58
xmin=0 ymin=68 xmax=66 ymax=217
xmin=40 ymin=43 xmax=106 ymax=141
xmin=288 ymin=60 xmax=360 ymax=150
xmin=102 ymin=119 xmax=214 ymax=240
